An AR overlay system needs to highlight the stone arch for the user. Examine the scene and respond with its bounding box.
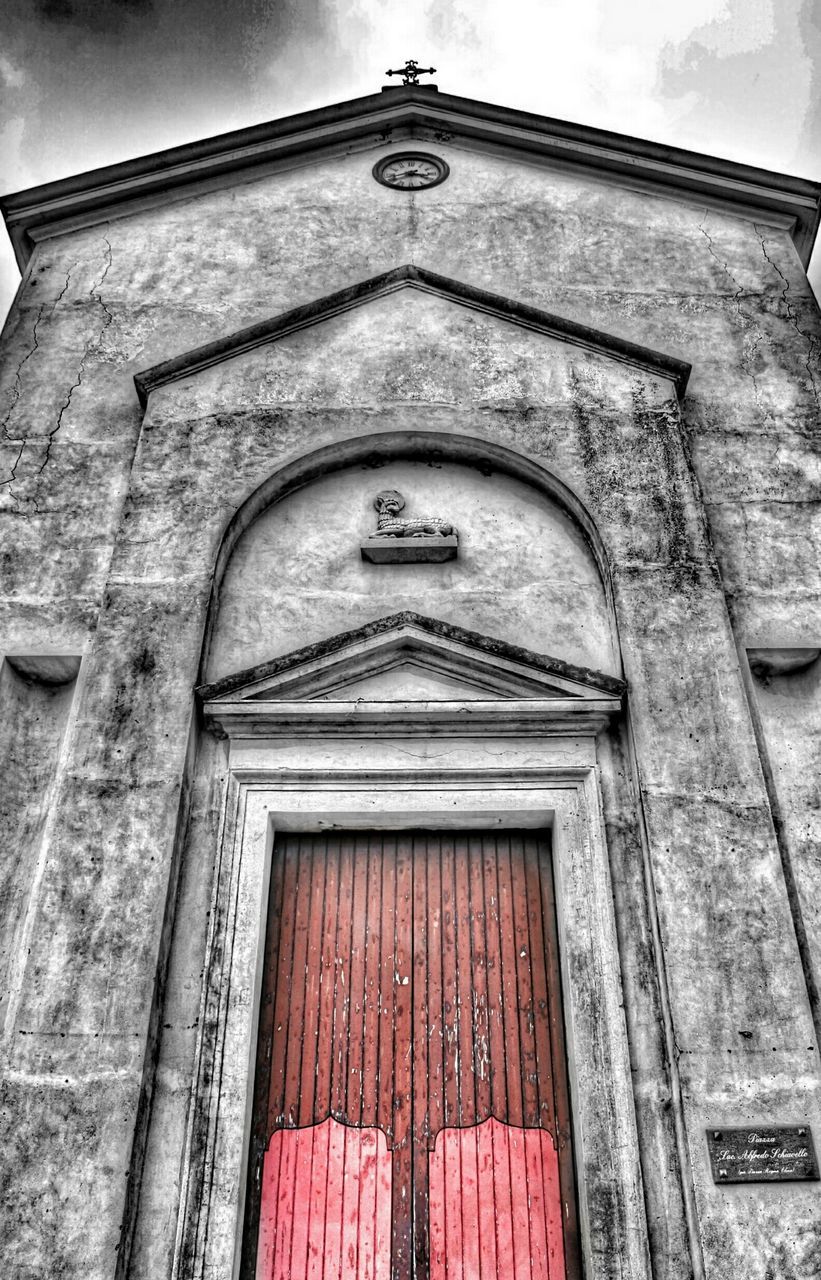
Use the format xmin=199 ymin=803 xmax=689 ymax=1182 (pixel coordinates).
xmin=201 ymin=430 xmax=619 ymax=684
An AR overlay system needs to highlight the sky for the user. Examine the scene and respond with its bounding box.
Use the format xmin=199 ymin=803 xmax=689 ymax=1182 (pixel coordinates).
xmin=1 ymin=0 xmax=820 ymax=320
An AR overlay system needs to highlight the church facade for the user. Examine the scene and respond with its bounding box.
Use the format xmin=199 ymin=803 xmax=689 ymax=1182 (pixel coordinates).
xmin=1 ymin=82 xmax=820 ymax=1280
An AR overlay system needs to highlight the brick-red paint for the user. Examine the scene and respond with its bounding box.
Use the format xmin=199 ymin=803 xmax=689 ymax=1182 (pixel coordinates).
xmin=429 ymin=1119 xmax=565 ymax=1279
xmin=257 ymin=1119 xmax=392 ymax=1280
xmin=247 ymin=832 xmax=578 ymax=1279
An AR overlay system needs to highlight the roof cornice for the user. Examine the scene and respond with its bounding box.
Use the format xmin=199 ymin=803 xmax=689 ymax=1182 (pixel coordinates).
xmin=3 ymin=86 xmax=820 ymax=270
xmin=132 ymin=263 xmax=692 ymax=405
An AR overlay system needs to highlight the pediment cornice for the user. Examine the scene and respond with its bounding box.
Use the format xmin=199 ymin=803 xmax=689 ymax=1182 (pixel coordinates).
xmin=133 ymin=263 xmax=691 ymax=405
xmin=3 ymin=86 xmax=819 ymax=272
xmin=198 ymin=611 xmax=624 ymax=739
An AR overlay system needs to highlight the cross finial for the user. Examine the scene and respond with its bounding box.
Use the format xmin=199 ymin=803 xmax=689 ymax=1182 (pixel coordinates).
xmin=385 ymin=59 xmax=436 ymax=86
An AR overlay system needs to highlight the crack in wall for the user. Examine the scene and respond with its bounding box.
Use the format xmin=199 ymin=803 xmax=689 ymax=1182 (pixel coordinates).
xmin=1 ymin=305 xmax=48 ymax=509
xmin=755 ymin=225 xmax=821 ymax=415
xmin=39 ymin=239 xmax=113 ymax=481
xmin=1 ymin=304 xmax=47 ymax=443
xmin=0 ymin=239 xmax=113 ymax=511
xmin=698 ymin=216 xmax=771 ymax=425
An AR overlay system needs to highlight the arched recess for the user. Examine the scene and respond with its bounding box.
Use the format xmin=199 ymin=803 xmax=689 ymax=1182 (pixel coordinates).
xmin=200 ymin=429 xmax=617 ymax=684
xmin=150 ymin=428 xmax=652 ymax=1280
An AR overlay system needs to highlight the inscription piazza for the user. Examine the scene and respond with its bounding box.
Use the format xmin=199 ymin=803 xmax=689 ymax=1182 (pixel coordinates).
xmin=706 ymin=1126 xmax=819 ymax=1184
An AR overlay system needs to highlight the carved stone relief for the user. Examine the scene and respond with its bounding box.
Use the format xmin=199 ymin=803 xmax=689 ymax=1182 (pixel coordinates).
xmin=361 ymin=490 xmax=458 ymax=563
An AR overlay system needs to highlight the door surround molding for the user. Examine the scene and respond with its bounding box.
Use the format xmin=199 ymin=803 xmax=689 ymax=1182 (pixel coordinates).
xmin=174 ymin=726 xmax=652 ymax=1280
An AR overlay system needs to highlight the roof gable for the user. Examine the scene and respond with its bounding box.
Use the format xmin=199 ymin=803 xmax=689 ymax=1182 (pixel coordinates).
xmin=3 ymin=86 xmax=819 ymax=271
xmin=133 ymin=263 xmax=691 ymax=405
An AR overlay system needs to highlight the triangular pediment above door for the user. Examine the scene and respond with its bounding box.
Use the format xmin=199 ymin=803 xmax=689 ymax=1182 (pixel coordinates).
xmin=197 ymin=612 xmax=625 ymax=738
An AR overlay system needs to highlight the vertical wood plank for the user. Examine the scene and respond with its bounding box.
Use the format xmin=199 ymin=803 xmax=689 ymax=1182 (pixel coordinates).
xmin=509 ymin=1125 xmax=531 ymax=1278
xmin=425 ymin=834 xmax=444 ymax=1146
xmin=347 ymin=835 xmax=370 ymax=1127
xmin=412 ymin=834 xmax=430 ymax=1280
xmin=511 ymin=836 xmax=539 ymax=1128
xmin=313 ymin=834 xmax=339 ymax=1124
xmin=357 ymin=1127 xmax=377 ymax=1280
xmin=361 ymin=835 xmax=383 ymax=1129
xmin=272 ymin=1125 xmax=298 ymax=1280
xmin=330 ymin=834 xmax=355 ymax=1119
xmin=256 ymin=1131 xmax=282 ymax=1280
xmin=460 ymin=1116 xmax=481 ymax=1280
xmin=440 ymin=834 xmax=459 ymax=1128
xmin=340 ymin=1124 xmax=360 ymax=1278
xmin=524 ymin=837 xmax=556 ymax=1135
xmin=483 ymin=835 xmax=506 ymax=1122
xmin=298 ymin=836 xmax=327 ymax=1126
xmin=428 ymin=1119 xmax=446 ymax=1280
xmin=453 ymin=835 xmax=475 ymax=1127
xmin=292 ymin=1126 xmax=316 ymax=1278
xmin=468 ymin=833 xmax=492 ymax=1124
xmin=445 ymin=1126 xmax=464 ymax=1280
xmin=267 ymin=837 xmax=300 ymax=1128
xmin=541 ymin=1130 xmax=565 ymax=1279
xmin=497 ymin=835 xmax=525 ymax=1125
xmin=284 ymin=838 xmax=313 ymax=1127
xmin=524 ymin=1127 xmax=549 ymax=1280
xmin=491 ymin=1119 xmax=514 ymax=1278
xmin=323 ymin=1114 xmax=345 ymax=1276
xmin=375 ymin=1123 xmax=393 ymax=1280
xmin=377 ymin=835 xmax=397 ymax=1143
xmin=390 ymin=835 xmax=413 ymax=1280
xmin=305 ymin=1119 xmax=330 ymax=1280
xmin=476 ymin=1117 xmax=498 ymax=1280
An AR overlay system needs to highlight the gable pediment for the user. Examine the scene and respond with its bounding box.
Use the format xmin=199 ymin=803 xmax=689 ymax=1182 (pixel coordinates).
xmin=198 ymin=612 xmax=624 ymax=738
xmin=134 ymin=264 xmax=690 ymax=405
xmin=5 ymin=86 xmax=819 ymax=273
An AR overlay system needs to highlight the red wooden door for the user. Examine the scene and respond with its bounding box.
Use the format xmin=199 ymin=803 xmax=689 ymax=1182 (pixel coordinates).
xmin=243 ymin=832 xmax=579 ymax=1280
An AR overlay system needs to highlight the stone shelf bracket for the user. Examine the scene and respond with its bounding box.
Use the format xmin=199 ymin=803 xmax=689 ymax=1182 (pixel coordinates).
xmin=747 ymin=647 xmax=820 ymax=679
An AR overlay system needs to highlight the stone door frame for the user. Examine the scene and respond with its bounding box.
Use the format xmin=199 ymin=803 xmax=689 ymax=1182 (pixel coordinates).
xmin=173 ymin=718 xmax=652 ymax=1280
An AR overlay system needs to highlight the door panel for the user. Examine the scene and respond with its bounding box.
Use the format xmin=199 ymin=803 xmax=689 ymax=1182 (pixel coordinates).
xmin=246 ymin=831 xmax=577 ymax=1280
xmin=429 ymin=1119 xmax=564 ymax=1280
xmin=258 ymin=1119 xmax=392 ymax=1280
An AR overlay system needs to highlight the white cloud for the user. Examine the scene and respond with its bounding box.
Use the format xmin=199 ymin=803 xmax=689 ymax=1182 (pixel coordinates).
xmin=0 ymin=52 xmax=26 ymax=89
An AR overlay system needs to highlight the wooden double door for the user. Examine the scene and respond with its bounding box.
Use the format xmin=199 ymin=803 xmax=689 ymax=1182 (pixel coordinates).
xmin=244 ymin=831 xmax=578 ymax=1279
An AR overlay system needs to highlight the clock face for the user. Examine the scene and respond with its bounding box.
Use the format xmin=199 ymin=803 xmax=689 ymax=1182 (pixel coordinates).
xmin=373 ymin=152 xmax=449 ymax=191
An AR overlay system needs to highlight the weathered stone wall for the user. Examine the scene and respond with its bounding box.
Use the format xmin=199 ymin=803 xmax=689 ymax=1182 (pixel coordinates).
xmin=2 ymin=141 xmax=819 ymax=649
xmin=0 ymin=135 xmax=819 ymax=1280
xmin=207 ymin=439 xmax=616 ymax=683
xmin=752 ymin=660 xmax=821 ymax=1028
xmin=0 ymin=659 xmax=77 ymax=1024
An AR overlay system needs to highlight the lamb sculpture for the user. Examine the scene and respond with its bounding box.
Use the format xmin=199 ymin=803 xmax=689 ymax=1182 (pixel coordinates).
xmin=371 ymin=489 xmax=457 ymax=538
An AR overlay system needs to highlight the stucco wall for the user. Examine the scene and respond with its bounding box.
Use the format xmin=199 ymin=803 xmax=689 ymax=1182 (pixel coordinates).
xmin=0 ymin=131 xmax=819 ymax=1280
xmin=752 ymin=659 xmax=821 ymax=1022
xmin=1 ymin=139 xmax=820 ymax=664
xmin=208 ymin=448 xmax=615 ymax=683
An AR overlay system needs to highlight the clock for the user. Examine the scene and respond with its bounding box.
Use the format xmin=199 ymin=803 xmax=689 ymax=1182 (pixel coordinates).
xmin=373 ymin=152 xmax=449 ymax=191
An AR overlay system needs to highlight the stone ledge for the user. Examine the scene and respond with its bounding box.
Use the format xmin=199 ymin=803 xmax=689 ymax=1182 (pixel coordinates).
xmin=361 ymin=536 xmax=458 ymax=563
xmin=747 ymin=646 xmax=820 ymax=678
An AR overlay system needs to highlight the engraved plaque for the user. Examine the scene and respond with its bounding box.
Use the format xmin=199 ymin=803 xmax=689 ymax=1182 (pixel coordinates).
xmin=707 ymin=1127 xmax=819 ymax=1183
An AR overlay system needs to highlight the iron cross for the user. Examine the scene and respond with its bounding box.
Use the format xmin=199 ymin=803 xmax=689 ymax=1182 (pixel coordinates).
xmin=385 ymin=59 xmax=436 ymax=86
